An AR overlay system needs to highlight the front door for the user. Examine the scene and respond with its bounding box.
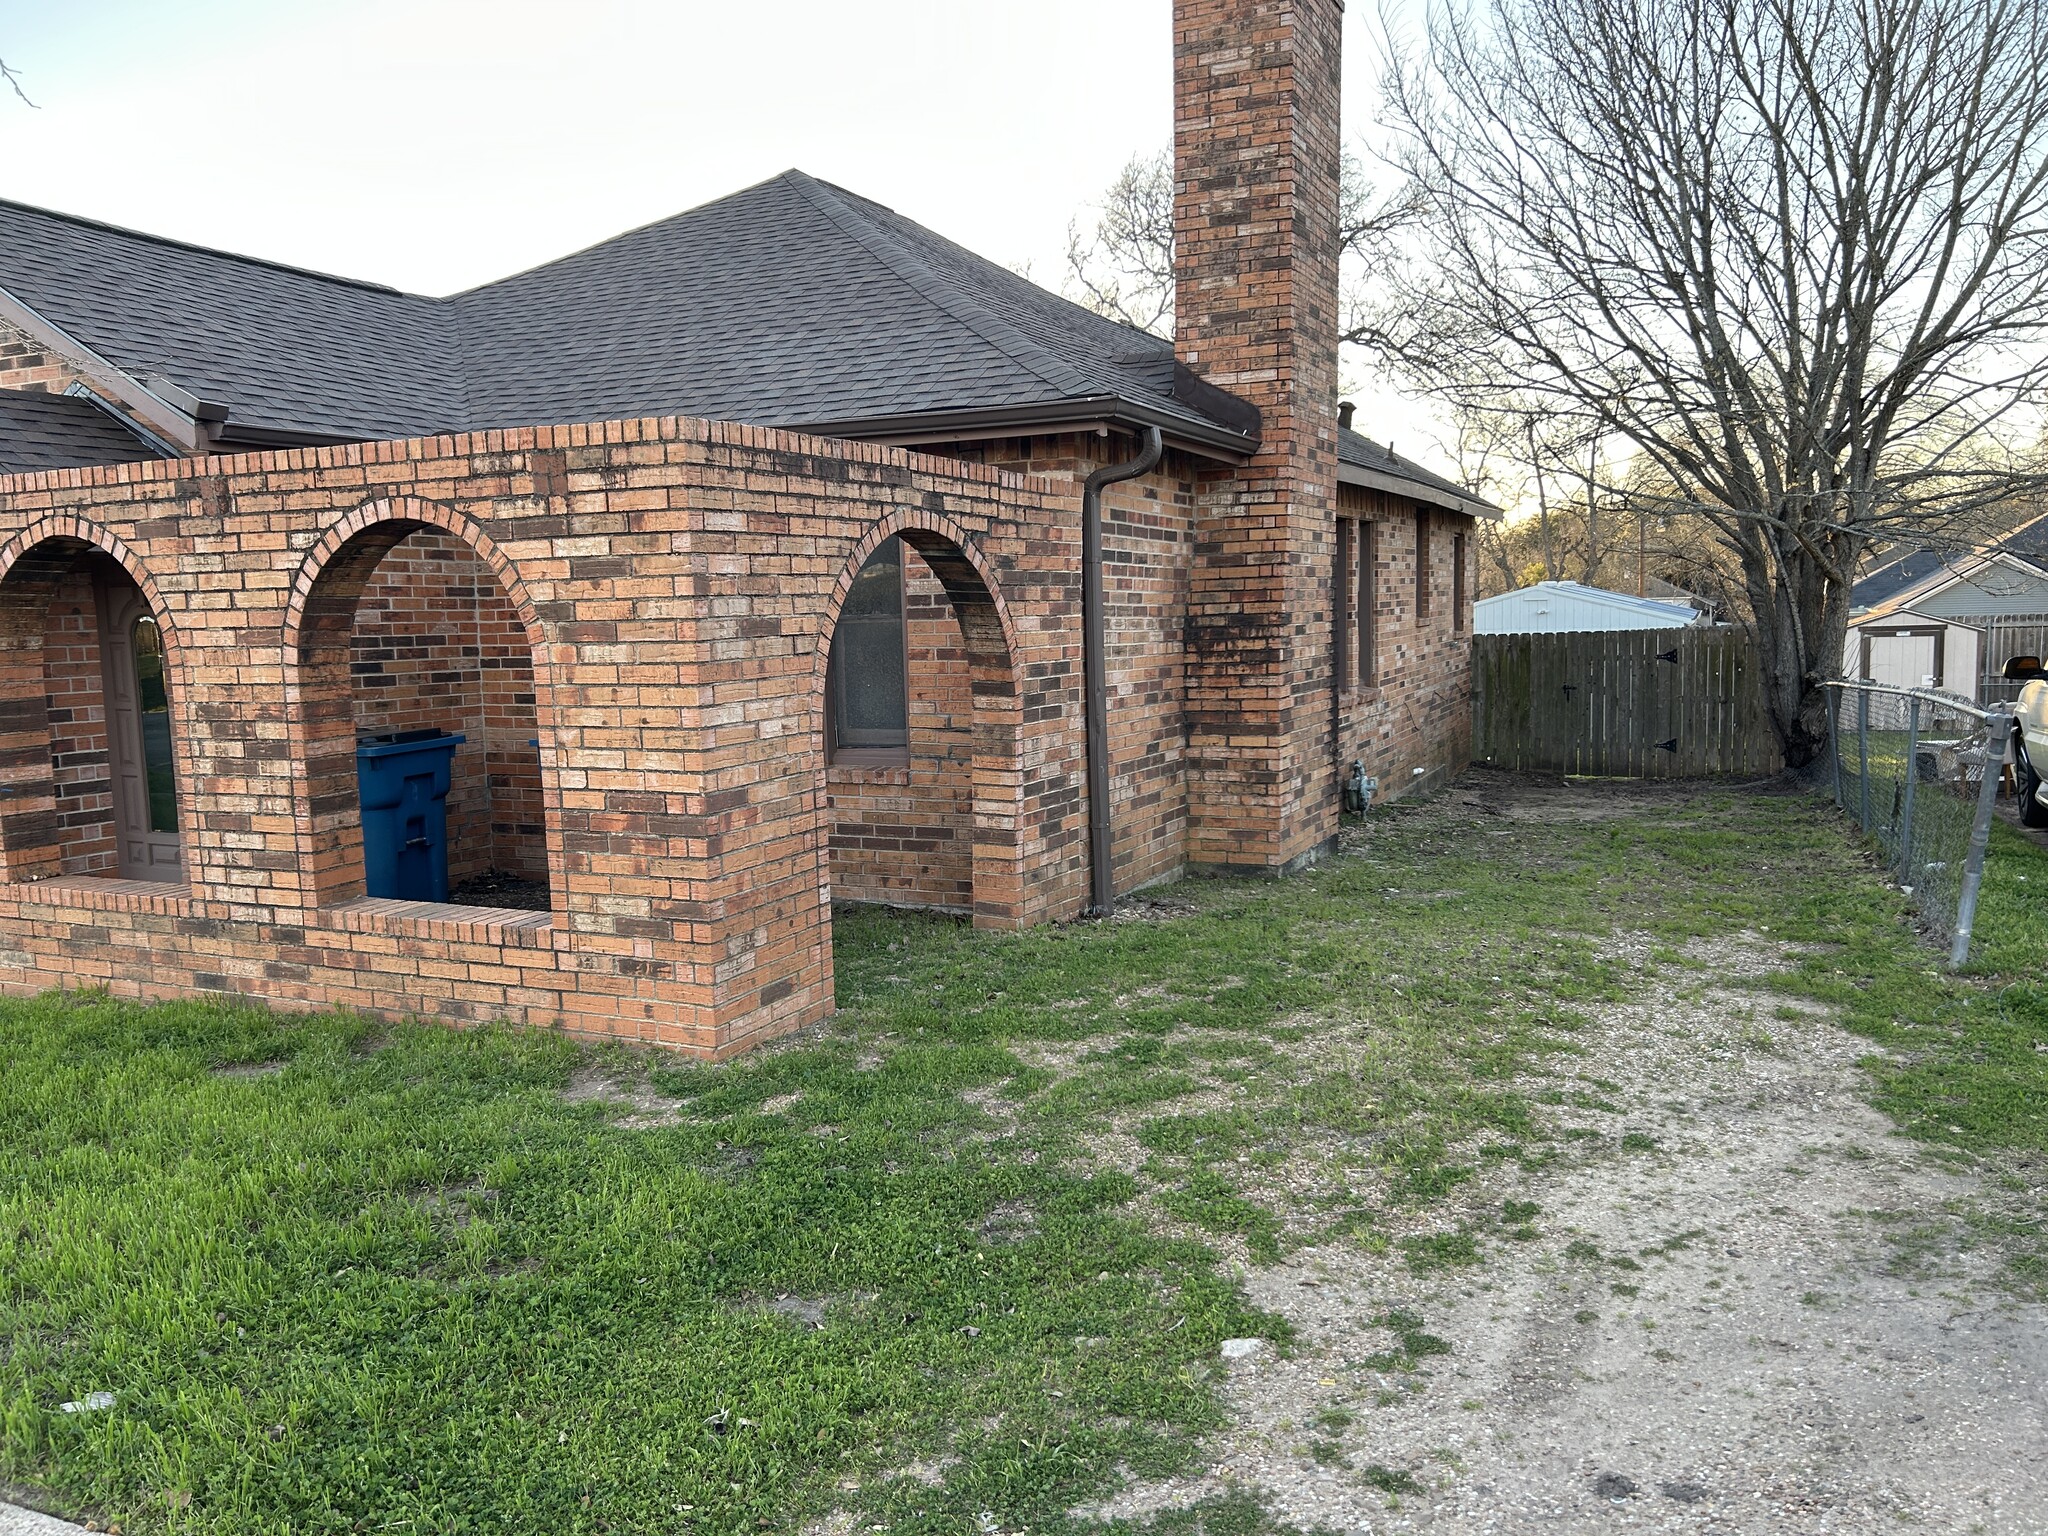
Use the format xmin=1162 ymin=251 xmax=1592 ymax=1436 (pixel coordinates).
xmin=95 ymin=574 xmax=184 ymax=882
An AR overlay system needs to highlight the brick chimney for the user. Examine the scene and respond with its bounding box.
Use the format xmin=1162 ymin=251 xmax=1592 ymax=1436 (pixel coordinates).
xmin=1174 ymin=0 xmax=1345 ymax=872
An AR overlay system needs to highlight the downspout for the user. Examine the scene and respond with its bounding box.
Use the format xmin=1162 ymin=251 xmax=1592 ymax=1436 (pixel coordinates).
xmin=1083 ymin=425 xmax=1164 ymax=917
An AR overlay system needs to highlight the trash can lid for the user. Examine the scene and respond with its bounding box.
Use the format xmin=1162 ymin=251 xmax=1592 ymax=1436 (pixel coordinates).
xmin=356 ymin=729 xmax=466 ymax=756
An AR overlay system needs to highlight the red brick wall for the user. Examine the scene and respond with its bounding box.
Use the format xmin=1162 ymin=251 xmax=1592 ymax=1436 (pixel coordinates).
xmin=348 ymin=531 xmax=545 ymax=886
xmin=41 ymin=561 xmax=116 ymax=875
xmin=944 ymin=433 xmax=1202 ymax=896
xmin=0 ymin=419 xmax=1089 ymax=1056
xmin=826 ymin=547 xmax=975 ymax=911
xmin=1333 ymin=486 xmax=1476 ymax=800
xmin=0 ymin=320 xmax=88 ymax=394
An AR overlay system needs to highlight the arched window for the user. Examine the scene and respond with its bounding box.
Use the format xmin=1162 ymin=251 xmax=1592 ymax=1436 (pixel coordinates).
xmin=829 ymin=537 xmax=908 ymax=755
xmin=97 ymin=577 xmax=183 ymax=880
xmin=130 ymin=615 xmax=179 ymax=836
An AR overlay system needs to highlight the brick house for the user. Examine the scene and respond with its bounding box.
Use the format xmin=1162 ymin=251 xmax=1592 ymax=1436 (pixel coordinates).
xmin=0 ymin=0 xmax=1498 ymax=1055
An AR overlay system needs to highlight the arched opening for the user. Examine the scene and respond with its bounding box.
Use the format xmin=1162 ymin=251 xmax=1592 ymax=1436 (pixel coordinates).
xmin=290 ymin=516 xmax=552 ymax=912
xmin=0 ymin=534 xmax=187 ymax=885
xmin=820 ymin=524 xmax=1023 ymax=928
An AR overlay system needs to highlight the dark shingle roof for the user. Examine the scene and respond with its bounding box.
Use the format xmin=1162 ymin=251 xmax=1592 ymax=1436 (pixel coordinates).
xmin=1851 ymin=548 xmax=1951 ymax=610
xmin=0 ymin=202 xmax=461 ymax=441
xmin=455 ymin=173 xmax=1247 ymax=449
xmin=0 ymin=173 xmax=1252 ymax=453
xmin=1338 ymin=425 xmax=1500 ymax=517
xmin=0 ymin=390 xmax=167 ymax=475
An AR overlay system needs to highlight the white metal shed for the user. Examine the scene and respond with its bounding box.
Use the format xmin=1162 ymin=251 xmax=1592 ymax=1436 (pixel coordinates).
xmin=1474 ymin=580 xmax=1703 ymax=635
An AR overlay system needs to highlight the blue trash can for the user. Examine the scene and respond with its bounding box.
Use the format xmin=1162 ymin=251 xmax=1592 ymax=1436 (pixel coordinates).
xmin=356 ymin=730 xmax=465 ymax=902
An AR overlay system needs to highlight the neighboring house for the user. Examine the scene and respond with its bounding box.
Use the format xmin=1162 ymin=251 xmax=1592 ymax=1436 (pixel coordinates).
xmin=0 ymin=0 xmax=1499 ymax=1056
xmin=1845 ymin=514 xmax=2048 ymax=698
xmin=1474 ymin=580 xmax=1705 ymax=635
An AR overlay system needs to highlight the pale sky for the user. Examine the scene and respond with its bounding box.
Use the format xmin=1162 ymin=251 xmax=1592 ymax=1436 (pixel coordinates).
xmin=0 ymin=0 xmax=1450 ymax=461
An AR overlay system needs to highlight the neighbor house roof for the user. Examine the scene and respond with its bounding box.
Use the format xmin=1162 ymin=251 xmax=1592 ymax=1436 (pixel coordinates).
xmin=0 ymin=389 xmax=168 ymax=476
xmin=1852 ymin=513 xmax=2048 ymax=615
xmin=0 ymin=172 xmax=1491 ymax=516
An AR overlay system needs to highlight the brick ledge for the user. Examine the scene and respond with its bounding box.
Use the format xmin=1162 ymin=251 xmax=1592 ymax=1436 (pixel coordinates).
xmin=2 ymin=874 xmax=194 ymax=915
xmin=321 ymin=896 xmax=556 ymax=947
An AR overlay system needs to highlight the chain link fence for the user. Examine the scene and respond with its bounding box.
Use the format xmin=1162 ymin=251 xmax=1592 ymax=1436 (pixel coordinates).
xmin=1816 ymin=680 xmax=2009 ymax=966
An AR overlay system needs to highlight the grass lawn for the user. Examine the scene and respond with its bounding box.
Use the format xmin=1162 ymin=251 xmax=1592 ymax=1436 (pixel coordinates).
xmin=2 ymin=775 xmax=2044 ymax=1535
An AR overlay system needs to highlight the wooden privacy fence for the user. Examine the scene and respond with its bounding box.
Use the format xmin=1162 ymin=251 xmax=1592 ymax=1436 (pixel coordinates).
xmin=1473 ymin=628 xmax=1783 ymax=777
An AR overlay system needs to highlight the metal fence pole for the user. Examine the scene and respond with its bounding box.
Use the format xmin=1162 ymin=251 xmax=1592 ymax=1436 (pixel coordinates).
xmin=1898 ymin=697 xmax=1921 ymax=884
xmin=1857 ymin=688 xmax=1872 ymax=831
xmin=1829 ymin=685 xmax=1845 ymax=808
xmin=1950 ymin=710 xmax=2011 ymax=968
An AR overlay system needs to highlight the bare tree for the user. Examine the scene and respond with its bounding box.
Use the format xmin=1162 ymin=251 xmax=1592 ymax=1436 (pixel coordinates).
xmin=0 ymin=55 xmax=33 ymax=107
xmin=1064 ymin=149 xmax=1422 ymax=340
xmin=1377 ymin=0 xmax=2048 ymax=766
xmin=1063 ymin=153 xmax=1179 ymax=336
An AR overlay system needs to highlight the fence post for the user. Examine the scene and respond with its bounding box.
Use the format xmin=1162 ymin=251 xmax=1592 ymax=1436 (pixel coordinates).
xmin=1950 ymin=710 xmax=2011 ymax=968
xmin=1898 ymin=696 xmax=1921 ymax=884
xmin=1856 ymin=688 xmax=1872 ymax=831
xmin=1828 ymin=685 xmax=1845 ymax=808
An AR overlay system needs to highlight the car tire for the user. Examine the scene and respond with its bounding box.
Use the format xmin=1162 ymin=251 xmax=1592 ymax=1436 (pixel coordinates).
xmin=2019 ymin=745 xmax=2048 ymax=827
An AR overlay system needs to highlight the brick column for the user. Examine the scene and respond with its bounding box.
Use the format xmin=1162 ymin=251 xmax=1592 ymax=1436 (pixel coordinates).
xmin=1174 ymin=0 xmax=1344 ymax=873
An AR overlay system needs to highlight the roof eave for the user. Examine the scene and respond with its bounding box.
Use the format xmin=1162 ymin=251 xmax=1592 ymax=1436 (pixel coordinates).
xmin=785 ymin=395 xmax=1258 ymax=463
xmin=1338 ymin=459 xmax=1502 ymax=520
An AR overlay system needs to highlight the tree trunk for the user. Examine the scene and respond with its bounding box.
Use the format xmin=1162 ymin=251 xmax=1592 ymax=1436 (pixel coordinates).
xmin=1741 ymin=531 xmax=1855 ymax=771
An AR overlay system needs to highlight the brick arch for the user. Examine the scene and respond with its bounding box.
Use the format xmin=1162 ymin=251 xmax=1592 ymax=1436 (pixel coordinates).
xmin=0 ymin=516 xmax=195 ymax=883
xmin=812 ymin=507 xmax=1021 ymax=679
xmin=281 ymin=496 xmax=567 ymax=911
xmin=283 ymin=496 xmax=549 ymax=666
xmin=815 ymin=507 xmax=1028 ymax=930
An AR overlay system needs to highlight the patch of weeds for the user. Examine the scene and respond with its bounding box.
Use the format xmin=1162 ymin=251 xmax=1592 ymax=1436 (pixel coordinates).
xmin=1563 ymin=1238 xmax=1602 ymax=1263
xmin=1360 ymin=1464 xmax=1421 ymax=1494
xmin=1401 ymin=1232 xmax=1480 ymax=1272
xmin=1308 ymin=1439 xmax=1348 ymax=1467
xmin=1360 ymin=1309 xmax=1452 ymax=1373
xmin=1639 ymin=1228 xmax=1707 ymax=1259
xmin=1573 ymin=1308 xmax=1599 ymax=1324
xmin=1620 ymin=1131 xmax=1660 ymax=1153
xmin=1158 ymin=1170 xmax=1284 ymax=1263
xmin=1312 ymin=1406 xmax=1355 ymax=1434
xmin=1611 ymin=1282 xmax=1639 ymax=1298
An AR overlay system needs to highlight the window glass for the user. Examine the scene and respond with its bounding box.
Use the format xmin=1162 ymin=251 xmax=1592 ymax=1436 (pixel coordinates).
xmin=131 ymin=616 xmax=179 ymax=833
xmin=831 ymin=539 xmax=908 ymax=749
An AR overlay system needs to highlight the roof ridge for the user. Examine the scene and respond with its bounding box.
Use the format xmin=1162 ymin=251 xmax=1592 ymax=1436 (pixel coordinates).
xmin=781 ymin=171 xmax=1103 ymax=405
xmin=0 ymin=195 xmax=416 ymax=297
xmin=448 ymin=172 xmax=819 ymax=300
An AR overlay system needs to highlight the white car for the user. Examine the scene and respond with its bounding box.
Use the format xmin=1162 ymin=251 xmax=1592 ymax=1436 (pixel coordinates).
xmin=2006 ymin=655 xmax=2048 ymax=827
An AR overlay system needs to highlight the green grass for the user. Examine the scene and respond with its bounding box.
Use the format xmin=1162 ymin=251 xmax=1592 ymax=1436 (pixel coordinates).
xmin=3 ymin=778 xmax=2045 ymax=1533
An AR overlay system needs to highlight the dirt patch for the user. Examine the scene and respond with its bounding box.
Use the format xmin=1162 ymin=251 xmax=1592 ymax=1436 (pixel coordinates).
xmin=446 ymin=869 xmax=551 ymax=912
xmin=210 ymin=1061 xmax=285 ymax=1080
xmin=411 ymin=1179 xmax=495 ymax=1234
xmin=1085 ymin=925 xmax=2048 ymax=1534
xmin=561 ymin=1064 xmax=684 ymax=1129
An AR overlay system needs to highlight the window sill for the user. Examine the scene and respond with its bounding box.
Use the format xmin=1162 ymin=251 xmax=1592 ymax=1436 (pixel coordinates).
xmin=1 ymin=873 xmax=193 ymax=915
xmin=827 ymin=749 xmax=913 ymax=786
xmin=321 ymin=896 xmax=556 ymax=947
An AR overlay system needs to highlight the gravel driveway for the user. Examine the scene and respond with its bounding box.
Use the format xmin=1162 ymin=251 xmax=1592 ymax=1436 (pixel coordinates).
xmin=1089 ymin=790 xmax=2048 ymax=1535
